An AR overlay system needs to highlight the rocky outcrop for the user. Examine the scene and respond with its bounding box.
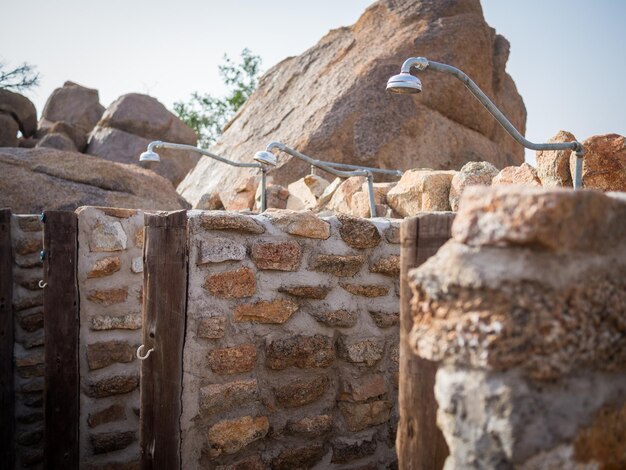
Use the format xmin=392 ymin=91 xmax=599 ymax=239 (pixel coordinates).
xmin=87 ymin=93 xmax=199 ymax=186
xmin=178 ymin=0 xmax=527 ymax=207
xmin=0 ymin=147 xmax=188 ymax=212
xmin=0 ymin=89 xmax=37 ymax=138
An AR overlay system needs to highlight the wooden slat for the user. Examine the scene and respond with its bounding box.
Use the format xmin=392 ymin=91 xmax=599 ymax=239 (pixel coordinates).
xmin=397 ymin=212 xmax=454 ymax=470
xmin=43 ymin=211 xmax=79 ymax=469
xmin=140 ymin=210 xmax=188 ymax=470
xmin=0 ymin=209 xmax=14 ymax=468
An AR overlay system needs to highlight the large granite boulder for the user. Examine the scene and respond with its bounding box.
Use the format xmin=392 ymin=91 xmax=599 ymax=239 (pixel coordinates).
xmin=178 ymin=0 xmax=526 ymax=207
xmin=0 ymin=147 xmax=189 ymax=213
xmin=87 ymin=93 xmax=199 ymax=185
xmin=0 ymin=89 xmax=37 ymax=138
xmin=39 ymin=81 xmax=105 ymax=135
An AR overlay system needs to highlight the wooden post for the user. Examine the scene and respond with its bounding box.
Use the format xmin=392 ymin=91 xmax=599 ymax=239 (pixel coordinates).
xmin=43 ymin=211 xmax=79 ymax=469
xmin=140 ymin=210 xmax=188 ymax=470
xmin=397 ymin=213 xmax=454 ymax=470
xmin=0 ymin=209 xmax=14 ymax=468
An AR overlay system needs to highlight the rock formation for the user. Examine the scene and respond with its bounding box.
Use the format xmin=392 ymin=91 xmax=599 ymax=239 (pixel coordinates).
xmin=178 ymin=0 xmax=527 ymax=208
xmin=0 ymin=147 xmax=188 ymax=212
xmin=87 ymin=93 xmax=200 ymax=186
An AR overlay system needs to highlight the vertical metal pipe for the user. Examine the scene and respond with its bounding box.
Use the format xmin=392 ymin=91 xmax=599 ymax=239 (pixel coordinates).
xmin=260 ymin=169 xmax=267 ymax=212
xmin=366 ymin=172 xmax=376 ymax=218
xmin=574 ymin=155 xmax=584 ymax=190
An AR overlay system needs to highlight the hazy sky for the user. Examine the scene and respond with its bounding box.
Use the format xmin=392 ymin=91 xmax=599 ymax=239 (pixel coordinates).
xmin=2 ymin=0 xmax=624 ymax=162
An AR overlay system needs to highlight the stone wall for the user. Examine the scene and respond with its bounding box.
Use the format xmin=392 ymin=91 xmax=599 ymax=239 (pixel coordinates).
xmin=182 ymin=210 xmax=401 ymax=469
xmin=408 ymin=186 xmax=626 ymax=468
xmin=11 ymin=214 xmax=45 ymax=469
xmin=76 ymin=207 xmax=145 ymax=468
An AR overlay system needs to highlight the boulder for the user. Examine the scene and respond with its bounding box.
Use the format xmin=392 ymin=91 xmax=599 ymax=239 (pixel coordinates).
xmin=96 ymin=93 xmax=197 ymax=144
xmin=178 ymin=0 xmax=526 ymax=207
xmin=254 ymin=183 xmax=289 ymax=211
xmin=87 ymin=94 xmax=199 ymax=186
xmin=571 ymin=133 xmax=626 ymax=192
xmin=325 ymin=176 xmax=367 ymax=215
xmin=536 ymin=130 xmax=576 ymax=187
xmin=0 ymin=147 xmax=188 ymax=213
xmin=36 ymin=132 xmax=77 ymax=151
xmin=224 ymin=176 xmax=258 ymax=211
xmin=387 ymin=169 xmax=456 ymax=216
xmin=40 ymin=81 xmax=104 ymax=134
xmin=86 ymin=126 xmax=199 ymax=186
xmin=492 ymin=162 xmax=541 ymax=187
xmin=0 ymin=112 xmax=19 ymax=147
xmin=45 ymin=121 xmax=88 ymax=151
xmin=0 ymin=89 xmax=37 ymax=137
xmin=287 ymin=174 xmax=330 ymax=210
xmin=449 ymin=161 xmax=499 ymax=211
xmin=197 ymin=191 xmax=224 ymax=210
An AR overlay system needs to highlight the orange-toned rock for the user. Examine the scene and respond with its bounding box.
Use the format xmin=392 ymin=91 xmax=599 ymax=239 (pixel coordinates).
xmin=536 ymin=130 xmax=576 ymax=187
xmin=207 ymin=416 xmax=269 ymax=457
xmin=207 ymin=344 xmax=257 ymax=375
xmin=251 ymin=240 xmax=302 ymax=271
xmin=572 ymin=133 xmax=626 ymax=192
xmin=492 ymin=162 xmax=541 ymax=187
xmin=387 ymin=169 xmax=456 ymax=215
xmin=340 ymin=283 xmax=389 ymax=297
xmin=87 ymin=287 xmax=128 ymax=305
xmin=87 ymin=256 xmax=122 ymax=278
xmin=203 ymin=267 xmax=256 ymax=298
xmin=234 ymin=299 xmax=299 ymax=324
xmin=264 ymin=209 xmax=331 ymax=239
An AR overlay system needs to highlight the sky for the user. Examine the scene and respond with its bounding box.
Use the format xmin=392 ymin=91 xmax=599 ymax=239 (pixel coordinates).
xmin=1 ymin=0 xmax=624 ymax=162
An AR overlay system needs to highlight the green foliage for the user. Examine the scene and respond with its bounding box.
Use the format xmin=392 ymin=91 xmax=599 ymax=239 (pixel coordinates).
xmin=174 ymin=48 xmax=262 ymax=147
xmin=0 ymin=61 xmax=40 ymax=92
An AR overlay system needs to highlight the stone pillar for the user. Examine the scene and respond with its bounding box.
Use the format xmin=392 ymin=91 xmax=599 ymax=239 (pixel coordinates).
xmin=408 ymin=186 xmax=626 ymax=469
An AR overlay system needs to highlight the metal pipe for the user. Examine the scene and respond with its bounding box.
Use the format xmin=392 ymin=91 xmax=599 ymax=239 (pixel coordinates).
xmin=144 ymin=140 xmax=268 ymax=213
xmin=320 ymin=161 xmax=403 ymax=177
xmin=265 ymin=141 xmax=378 ymax=218
xmin=398 ymin=57 xmax=586 ymax=189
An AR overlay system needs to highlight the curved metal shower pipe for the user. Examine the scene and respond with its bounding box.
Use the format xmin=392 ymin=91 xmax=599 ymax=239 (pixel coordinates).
xmin=262 ymin=141 xmax=381 ymax=218
xmin=140 ymin=140 xmax=271 ymax=212
xmin=391 ymin=57 xmax=586 ymax=189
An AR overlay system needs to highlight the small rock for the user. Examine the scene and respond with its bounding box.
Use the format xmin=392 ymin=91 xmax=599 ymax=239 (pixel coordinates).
xmin=203 ymin=267 xmax=256 ymax=299
xmin=340 ymin=374 xmax=386 ymax=402
xmin=200 ymin=379 xmax=258 ymax=415
xmin=90 ymin=431 xmax=136 ymax=454
xmin=338 ymin=337 xmax=384 ymax=366
xmin=536 ymin=131 xmax=576 ymax=187
xmin=271 ymin=445 xmax=325 ymax=470
xmin=387 ymin=169 xmax=456 ymax=215
xmin=207 ymin=343 xmax=257 ymax=375
xmin=90 ymin=313 xmax=141 ymax=331
xmin=385 ymin=224 xmax=401 ymax=244
xmin=88 ymin=404 xmax=126 ymax=428
xmin=89 ymin=220 xmax=127 ymax=252
xmin=17 ymin=310 xmax=43 ymax=332
xmin=207 ymin=416 xmax=269 ymax=457
xmin=265 ymin=209 xmax=331 ymax=239
xmin=287 ymin=175 xmax=330 ymax=210
xmin=286 ymin=414 xmax=333 ymax=437
xmin=131 ymin=256 xmax=143 ymax=274
xmin=197 ymin=237 xmax=246 ymax=264
xmin=331 ymin=436 xmax=378 ymax=463
xmin=338 ymin=401 xmax=393 ymax=432
xmin=492 ymin=162 xmax=542 ymax=187
xmin=266 ymin=334 xmax=335 ymax=370
xmin=340 ymin=283 xmax=389 ymax=297
xmin=326 ymin=176 xmax=366 ymax=214
xmin=251 ymin=240 xmax=302 ymax=271
xmin=215 ymin=455 xmax=264 ymax=470
xmin=254 ymin=183 xmax=289 ymax=211
xmin=197 ymin=317 xmax=227 ymax=339
xmin=87 ymin=340 xmax=135 ymax=370
xmin=317 ymin=177 xmax=343 ymax=207
xmin=449 ymin=161 xmax=499 ymax=211
xmin=368 ymin=310 xmax=399 ymax=328
xmin=369 ymin=255 xmax=400 ymax=276
xmin=224 ymin=176 xmax=258 ymax=211
xmin=338 ymin=214 xmax=382 ymax=249
xmin=84 ymin=374 xmax=139 ymax=398
xmin=273 ymin=375 xmax=329 ymax=408
xmin=36 ymin=132 xmax=77 ymax=151
xmin=87 ymin=256 xmax=122 ymax=278
xmin=197 ymin=211 xmax=265 ymax=234
xmin=234 ymin=299 xmax=299 ymax=324
xmin=197 ymin=191 xmax=224 ymax=210
xmin=309 ymin=254 xmax=365 ymax=277
xmin=87 ymin=287 xmax=128 ymax=305
xmin=310 ymin=309 xmax=358 ymax=328
xmin=278 ymin=285 xmax=331 ymax=299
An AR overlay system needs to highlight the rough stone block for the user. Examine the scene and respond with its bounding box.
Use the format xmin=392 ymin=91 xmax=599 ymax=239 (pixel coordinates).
xmin=309 ymin=254 xmax=365 ymax=277
xmin=338 ymin=401 xmax=393 ymax=432
xmin=88 ymin=404 xmax=126 ymax=428
xmin=200 ymin=379 xmax=258 ymax=415
xmin=338 ymin=215 xmax=381 ymax=249
xmin=87 ymin=340 xmax=135 ymax=370
xmin=90 ymin=431 xmax=136 ymax=454
xmin=278 ymin=285 xmax=330 ymax=299
xmin=286 ymin=414 xmax=333 ymax=437
xmin=368 ymin=310 xmax=399 ymax=328
xmin=572 ymin=133 xmax=626 ymax=192
xmin=234 ymin=299 xmax=299 ymax=324
xmin=338 ymin=337 xmax=384 ymax=366
xmin=385 ymin=224 xmax=400 ymax=244
xmin=215 ymin=455 xmax=264 ymax=470
xmin=84 ymin=374 xmax=139 ymax=398
xmin=310 ymin=309 xmax=358 ymax=328
xmin=271 ymin=445 xmax=325 ymax=470
xmin=207 ymin=415 xmax=269 ymax=457
xmin=340 ymin=283 xmax=389 ymax=297
xmin=203 ymin=267 xmax=256 ymax=298
xmin=265 ymin=209 xmax=331 ymax=239
xmin=197 ymin=237 xmax=246 ymax=264
xmin=197 ymin=316 xmax=227 ymax=339
xmin=90 ymin=313 xmax=141 ymax=330
xmin=87 ymin=256 xmax=122 ymax=278
xmin=17 ymin=309 xmax=43 ymax=332
xmin=87 ymin=287 xmax=128 ymax=305
xmin=492 ymin=162 xmax=542 ymax=187
xmin=331 ymin=436 xmax=377 ymax=464
xmin=369 ymin=255 xmax=400 ymax=277
xmin=89 ymin=220 xmax=128 ymax=252
xmin=131 ymin=256 xmax=143 ymax=273
xmin=449 ymin=160 xmax=499 ymax=211
xmin=207 ymin=344 xmax=257 ymax=375
xmin=340 ymin=374 xmax=386 ymax=402
xmin=197 ymin=212 xmax=265 ymax=234
xmin=265 ymin=334 xmax=335 ymax=370
xmin=273 ymin=375 xmax=329 ymax=408
xmin=251 ymin=240 xmax=302 ymax=271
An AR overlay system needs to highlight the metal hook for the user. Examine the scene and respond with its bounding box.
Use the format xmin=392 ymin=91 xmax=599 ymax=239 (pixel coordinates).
xmin=38 ymin=280 xmax=47 ymax=288
xmin=136 ymin=344 xmax=154 ymax=360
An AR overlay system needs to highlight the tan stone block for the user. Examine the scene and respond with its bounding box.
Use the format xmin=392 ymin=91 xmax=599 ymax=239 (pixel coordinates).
xmin=273 ymin=375 xmax=329 ymax=408
xmin=368 ymin=310 xmax=399 ymax=328
xmin=338 ymin=214 xmax=381 ymax=249
xmin=331 ymin=437 xmax=378 ymax=464
xmin=234 ymin=299 xmax=299 ymax=324
xmin=16 ymin=215 xmax=42 ymax=232
xmin=208 ymin=343 xmax=257 ymax=375
xmin=266 ymin=334 xmax=335 ymax=370
xmin=87 ymin=256 xmax=122 ymax=278
xmin=200 ymin=379 xmax=258 ymax=415
xmin=309 ymin=254 xmax=365 ymax=277
xmin=134 ymin=227 xmax=144 ymax=249
xmin=87 ymin=287 xmax=128 ymax=305
xmin=387 ymin=169 xmax=455 ymax=215
xmin=278 ymin=285 xmax=330 ymax=299
xmin=265 ymin=209 xmax=331 ymax=239
xmin=369 ymin=255 xmax=400 ymax=277
xmin=197 ymin=316 xmax=227 ymax=339
xmin=203 ymin=267 xmax=256 ymax=298
xmin=89 ymin=220 xmax=128 ymax=252
xmin=207 ymin=415 xmax=269 ymax=457
xmin=449 ymin=160 xmax=499 ymax=211
xmin=90 ymin=313 xmax=141 ymax=331
xmin=310 ymin=309 xmax=357 ymax=328
xmin=87 ymin=340 xmax=135 ymax=370
xmin=251 ymin=240 xmax=302 ymax=271
xmin=17 ymin=310 xmax=43 ymax=332
xmin=84 ymin=374 xmax=139 ymax=398
xmin=340 ymin=283 xmax=389 ymax=297
xmin=338 ymin=400 xmax=393 ymax=432
xmin=88 ymin=403 xmax=126 ymax=428
xmin=492 ymin=162 xmax=541 ymax=186
xmin=338 ymin=337 xmax=384 ymax=366
xmin=271 ymin=445 xmax=325 ymax=470
xmin=197 ymin=237 xmax=246 ymax=264
xmin=198 ymin=211 xmax=265 ymax=234
xmin=340 ymin=374 xmax=386 ymax=402
xmin=286 ymin=414 xmax=333 ymax=437
xmin=14 ymin=236 xmax=40 ymax=256
xmin=90 ymin=431 xmax=136 ymax=454
xmin=385 ymin=224 xmax=401 ymax=244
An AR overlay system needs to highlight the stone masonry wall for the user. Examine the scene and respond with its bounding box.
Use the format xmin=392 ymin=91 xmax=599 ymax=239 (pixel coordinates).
xmin=76 ymin=207 xmax=145 ymax=469
xmin=182 ymin=210 xmax=401 ymax=469
xmin=11 ymin=214 xmax=45 ymax=469
xmin=408 ymin=186 xmax=626 ymax=469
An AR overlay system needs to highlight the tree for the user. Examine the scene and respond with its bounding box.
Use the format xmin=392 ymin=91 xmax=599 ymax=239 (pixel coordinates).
xmin=0 ymin=61 xmax=40 ymax=92
xmin=174 ymin=49 xmax=262 ymax=147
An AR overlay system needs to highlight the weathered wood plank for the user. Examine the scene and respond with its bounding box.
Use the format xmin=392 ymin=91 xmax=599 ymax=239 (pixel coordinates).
xmin=43 ymin=210 xmax=79 ymax=469
xmin=397 ymin=212 xmax=454 ymax=470
xmin=0 ymin=209 xmax=14 ymax=468
xmin=140 ymin=210 xmax=188 ymax=470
